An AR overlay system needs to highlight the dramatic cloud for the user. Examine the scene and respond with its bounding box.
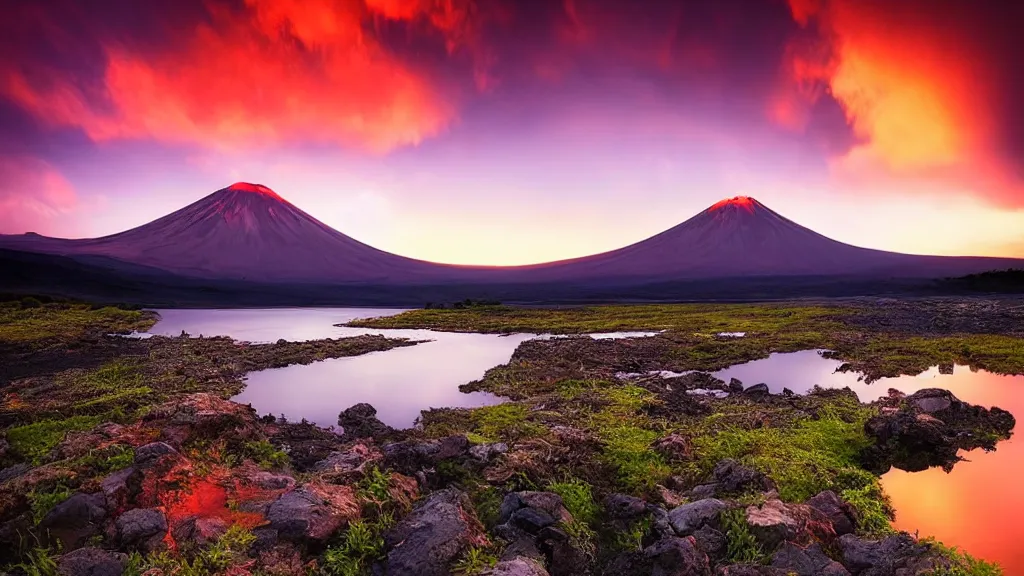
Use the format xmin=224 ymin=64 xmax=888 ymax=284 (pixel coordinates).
xmin=0 ymin=157 xmax=77 ymax=235
xmin=776 ymin=0 xmax=1024 ymax=205
xmin=0 ymin=0 xmax=491 ymax=153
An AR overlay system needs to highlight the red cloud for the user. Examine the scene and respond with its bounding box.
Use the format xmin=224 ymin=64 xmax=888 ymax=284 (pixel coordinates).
xmin=774 ymin=0 xmax=1022 ymax=205
xmin=0 ymin=0 xmax=490 ymax=153
xmin=0 ymin=157 xmax=77 ymax=235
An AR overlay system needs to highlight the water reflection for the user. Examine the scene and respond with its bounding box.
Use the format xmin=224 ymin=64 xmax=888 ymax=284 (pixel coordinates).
xmin=147 ymin=307 xmax=410 ymax=342
xmin=712 ymin=351 xmax=1023 ymax=572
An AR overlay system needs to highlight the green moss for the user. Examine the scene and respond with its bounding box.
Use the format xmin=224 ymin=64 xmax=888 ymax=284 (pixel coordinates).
xmin=469 ymin=404 xmax=546 ymax=442
xmin=7 ymin=415 xmax=103 ymax=463
xmin=610 ymin=516 xmax=651 ymax=553
xmin=0 ymin=303 xmax=154 ymax=343
xmin=721 ymin=508 xmax=766 ymax=564
xmin=925 ymin=539 xmax=1003 ymax=576
xmin=596 ymin=425 xmax=671 ymax=493
xmin=686 ymin=404 xmax=876 ymax=502
xmin=348 ymin=303 xmax=845 ymax=335
xmin=546 ymin=477 xmax=599 ymax=525
xmin=452 ymin=546 xmax=499 ymax=575
xmin=322 ymin=521 xmax=387 ymax=576
xmin=241 ymin=440 xmax=290 ymax=470
xmin=7 ymin=547 xmax=60 ymax=576
xmin=72 ymin=444 xmax=135 ymax=474
xmin=840 ymin=482 xmax=895 ymax=537
xmin=470 ymin=485 xmax=503 ymax=530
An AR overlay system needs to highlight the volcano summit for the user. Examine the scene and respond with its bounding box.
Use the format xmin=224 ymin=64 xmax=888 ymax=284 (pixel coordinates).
xmin=0 ymin=184 xmax=1020 ymax=289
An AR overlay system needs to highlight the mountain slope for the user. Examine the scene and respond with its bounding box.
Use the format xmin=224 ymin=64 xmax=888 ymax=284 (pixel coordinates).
xmin=1 ymin=186 xmax=1020 ymax=285
xmin=0 ymin=183 xmax=474 ymax=283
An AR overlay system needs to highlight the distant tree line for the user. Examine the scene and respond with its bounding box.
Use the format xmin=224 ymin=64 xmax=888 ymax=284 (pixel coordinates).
xmin=942 ymin=269 xmax=1024 ymax=293
xmin=423 ymin=298 xmax=502 ymax=309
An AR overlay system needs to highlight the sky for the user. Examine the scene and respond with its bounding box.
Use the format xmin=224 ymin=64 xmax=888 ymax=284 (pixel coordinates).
xmin=1 ymin=0 xmax=1022 ymax=266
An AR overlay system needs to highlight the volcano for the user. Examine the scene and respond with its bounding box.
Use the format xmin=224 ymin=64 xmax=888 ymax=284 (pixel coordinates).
xmin=1 ymin=185 xmax=1019 ymax=287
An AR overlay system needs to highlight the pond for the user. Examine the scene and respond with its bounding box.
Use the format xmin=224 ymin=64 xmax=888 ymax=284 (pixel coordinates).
xmin=708 ymin=350 xmax=1023 ymax=572
xmin=145 ymin=309 xmax=658 ymax=429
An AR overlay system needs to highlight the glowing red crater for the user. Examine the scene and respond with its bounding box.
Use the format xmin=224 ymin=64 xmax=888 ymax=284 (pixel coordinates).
xmin=709 ymin=195 xmax=757 ymax=213
xmin=227 ymin=182 xmax=281 ymax=199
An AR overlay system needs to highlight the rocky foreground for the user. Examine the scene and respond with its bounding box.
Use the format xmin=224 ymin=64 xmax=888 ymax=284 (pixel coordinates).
xmin=0 ymin=383 xmax=1012 ymax=575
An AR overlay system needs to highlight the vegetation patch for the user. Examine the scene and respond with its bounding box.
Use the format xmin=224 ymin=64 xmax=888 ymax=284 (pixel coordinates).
xmin=6 ymin=415 xmax=104 ymax=463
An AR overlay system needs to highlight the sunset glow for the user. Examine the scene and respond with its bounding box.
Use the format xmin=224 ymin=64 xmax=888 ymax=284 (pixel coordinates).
xmin=0 ymin=0 xmax=1022 ymax=265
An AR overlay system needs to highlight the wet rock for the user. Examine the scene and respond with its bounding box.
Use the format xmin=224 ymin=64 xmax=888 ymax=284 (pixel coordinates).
xmin=57 ymin=547 xmax=128 ymax=576
xmin=806 ymin=490 xmax=856 ymax=536
xmin=469 ymin=442 xmax=509 ymax=462
xmin=692 ymin=525 xmax=727 ymax=562
xmin=652 ymin=434 xmax=693 ymax=462
xmin=484 ymin=556 xmax=550 ymax=576
xmin=772 ymin=542 xmax=851 ymax=576
xmin=338 ymin=403 xmax=393 ymax=440
xmin=41 ymin=492 xmax=109 ymax=550
xmin=745 ymin=499 xmax=834 ymax=550
xmin=743 ymin=383 xmax=770 ymax=396
xmin=266 ymin=484 xmax=358 ymax=544
xmin=837 ymin=533 xmax=934 ymax=575
xmin=384 ymin=488 xmax=487 ymax=576
xmin=643 ymin=536 xmax=711 ymax=576
xmin=115 ymin=507 xmax=167 ymax=552
xmin=538 ymin=526 xmax=591 ymax=576
xmin=133 ymin=442 xmax=178 ymax=467
xmin=667 ymin=498 xmax=728 ymax=536
xmin=728 ymin=378 xmax=745 ymax=393
xmin=604 ymin=494 xmax=648 ymax=520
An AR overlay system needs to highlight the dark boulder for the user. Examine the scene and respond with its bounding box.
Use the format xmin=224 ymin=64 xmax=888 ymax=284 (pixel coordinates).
xmin=338 ymin=403 xmax=393 ymax=440
xmin=692 ymin=525 xmax=727 ymax=562
xmin=133 ymin=442 xmax=178 ymax=468
xmin=498 ymin=491 xmax=573 ymax=530
xmin=643 ymin=536 xmax=711 ymax=576
xmin=537 ymin=526 xmax=591 ymax=576
xmin=382 ymin=435 xmax=470 ymax=474
xmin=728 ymin=378 xmax=745 ymax=393
xmin=266 ymin=484 xmax=358 ymax=544
xmin=806 ymin=491 xmax=856 ymax=536
xmin=744 ymin=499 xmax=835 ymax=550
xmin=384 ymin=488 xmax=487 ymax=576
xmin=40 ymin=492 xmax=109 ymax=551
xmin=771 ymin=542 xmax=851 ymax=576
xmin=837 ymin=533 xmax=935 ymax=575
xmin=743 ymin=383 xmax=770 ymax=396
xmin=667 ymin=498 xmax=728 ymax=536
xmin=692 ymin=459 xmax=775 ymax=497
xmin=604 ymin=494 xmax=648 ymax=520
xmin=115 ymin=508 xmax=167 ymax=552
xmin=57 ymin=547 xmax=128 ymax=576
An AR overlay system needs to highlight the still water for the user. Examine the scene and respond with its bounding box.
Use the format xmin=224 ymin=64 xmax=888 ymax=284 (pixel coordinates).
xmin=146 ymin=309 xmax=656 ymax=429
xmin=710 ymin=350 xmax=1023 ymax=572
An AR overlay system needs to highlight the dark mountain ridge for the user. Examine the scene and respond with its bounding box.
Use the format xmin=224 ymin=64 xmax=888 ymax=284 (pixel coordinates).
xmin=1 ymin=183 xmax=1020 ymax=287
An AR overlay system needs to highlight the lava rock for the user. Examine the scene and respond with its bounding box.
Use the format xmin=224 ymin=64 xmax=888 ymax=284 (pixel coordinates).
xmin=499 ymin=491 xmax=573 ymax=528
xmin=771 ymin=542 xmax=851 ymax=576
xmin=728 ymin=378 xmax=745 ymax=393
xmin=469 ymin=442 xmax=509 ymax=462
xmin=338 ymin=403 xmax=393 ymax=440
xmin=743 ymin=383 xmax=770 ymax=396
xmin=538 ymin=526 xmax=591 ymax=576
xmin=709 ymin=458 xmax=775 ymax=495
xmin=806 ymin=491 xmax=856 ymax=536
xmin=745 ymin=499 xmax=834 ymax=550
xmin=133 ymin=442 xmax=178 ymax=467
xmin=837 ymin=533 xmax=932 ymax=575
xmin=116 ymin=508 xmax=167 ymax=552
xmin=266 ymin=484 xmax=357 ymax=543
xmin=172 ymin=516 xmax=228 ymax=547
xmin=41 ymin=492 xmax=109 ymax=550
xmin=643 ymin=536 xmax=712 ymax=576
xmin=692 ymin=525 xmax=727 ymax=562
xmin=384 ymin=488 xmax=487 ymax=576
xmin=57 ymin=547 xmax=128 ymax=576
xmin=652 ymin=434 xmax=693 ymax=462
xmin=667 ymin=498 xmax=728 ymax=536
xmin=604 ymin=494 xmax=648 ymax=520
